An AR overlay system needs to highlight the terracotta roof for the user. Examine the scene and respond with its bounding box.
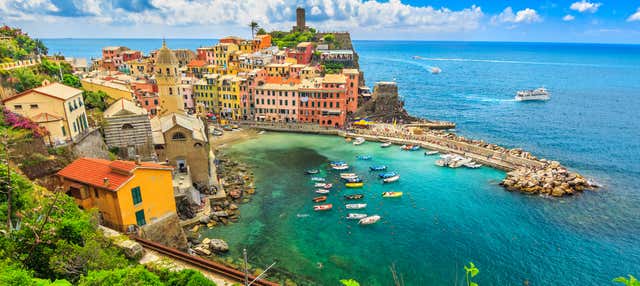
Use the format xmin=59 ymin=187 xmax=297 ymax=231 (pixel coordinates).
xmin=187 ymin=59 xmax=206 ymax=68
xmin=57 ymin=158 xmax=172 ymax=191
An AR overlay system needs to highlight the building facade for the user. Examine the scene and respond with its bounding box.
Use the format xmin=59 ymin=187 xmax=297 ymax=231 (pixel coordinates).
xmin=154 ymin=41 xmax=184 ymax=115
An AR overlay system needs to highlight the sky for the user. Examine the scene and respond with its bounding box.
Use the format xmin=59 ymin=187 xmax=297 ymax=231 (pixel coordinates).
xmin=1 ymin=0 xmax=640 ymax=43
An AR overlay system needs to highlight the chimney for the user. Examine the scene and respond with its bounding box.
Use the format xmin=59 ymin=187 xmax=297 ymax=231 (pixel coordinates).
xmin=103 ymin=177 xmax=110 ymax=186
xmin=135 ymin=155 xmax=141 ymax=165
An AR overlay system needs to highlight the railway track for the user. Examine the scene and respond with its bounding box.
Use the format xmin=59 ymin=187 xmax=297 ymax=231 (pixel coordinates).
xmin=132 ymin=237 xmax=280 ymax=286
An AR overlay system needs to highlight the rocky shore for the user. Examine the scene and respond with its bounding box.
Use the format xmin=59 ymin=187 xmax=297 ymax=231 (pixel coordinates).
xmin=501 ymin=160 xmax=594 ymax=197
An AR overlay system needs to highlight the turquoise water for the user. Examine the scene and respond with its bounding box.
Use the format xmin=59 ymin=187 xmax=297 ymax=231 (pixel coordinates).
xmin=43 ymin=39 xmax=640 ymax=284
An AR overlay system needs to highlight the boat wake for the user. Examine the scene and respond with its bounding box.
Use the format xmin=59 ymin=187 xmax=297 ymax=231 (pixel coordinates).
xmin=415 ymin=57 xmax=619 ymax=68
xmin=464 ymin=95 xmax=516 ymax=103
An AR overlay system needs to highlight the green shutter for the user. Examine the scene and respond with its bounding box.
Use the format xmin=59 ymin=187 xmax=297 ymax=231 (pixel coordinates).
xmin=135 ymin=210 xmax=146 ymax=226
xmin=131 ymin=187 xmax=142 ymax=205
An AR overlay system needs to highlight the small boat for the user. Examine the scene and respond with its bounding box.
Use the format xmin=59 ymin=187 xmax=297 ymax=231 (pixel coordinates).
xmin=356 ymin=155 xmax=372 ymax=160
xmin=315 ymin=189 xmax=330 ymax=194
xmin=313 ymin=196 xmax=327 ymax=202
xmin=401 ymin=145 xmax=414 ymax=151
xmin=340 ymin=173 xmax=358 ymax=179
xmin=305 ymin=169 xmax=320 ymax=175
xmin=310 ymin=177 xmax=325 ymax=182
xmin=344 ymin=177 xmax=362 ymax=183
xmin=332 ymin=164 xmax=350 ymax=170
xmin=410 ymin=145 xmax=421 ymax=151
xmin=383 ymin=175 xmax=400 ymax=183
xmin=380 ymin=142 xmax=392 ymax=148
xmin=515 ymin=87 xmax=550 ymax=101
xmin=296 ymin=213 xmax=310 ymax=218
xmin=382 ymin=191 xmax=403 ymax=198
xmin=369 ymin=165 xmax=387 ymax=171
xmin=345 ymin=203 xmax=367 ymax=210
xmin=435 ymin=159 xmax=446 ymax=167
xmin=322 ymin=183 xmax=333 ymax=189
xmin=464 ymin=162 xmax=483 ymax=169
xmin=314 ymin=182 xmax=328 ymax=188
xmin=378 ymin=172 xmax=397 ymax=179
xmin=346 ymin=213 xmax=367 ymax=220
xmin=258 ymin=130 xmax=266 ymax=135
xmin=345 ymin=182 xmax=364 ymax=188
xmin=313 ymin=204 xmax=333 ymax=211
xmin=424 ymin=151 xmax=439 ymax=156
xmin=430 ymin=67 xmax=441 ymax=74
xmin=359 ymin=215 xmax=381 ymax=225
xmin=353 ymin=137 xmax=365 ymax=145
xmin=330 ymin=161 xmax=346 ymax=166
xmin=344 ymin=194 xmax=364 ymax=200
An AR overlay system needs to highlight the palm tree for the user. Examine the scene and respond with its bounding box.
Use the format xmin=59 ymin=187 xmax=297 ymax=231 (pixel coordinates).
xmin=249 ymin=21 xmax=259 ymax=39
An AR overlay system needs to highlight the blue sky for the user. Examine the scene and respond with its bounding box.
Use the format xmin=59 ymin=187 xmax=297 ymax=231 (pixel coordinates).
xmin=1 ymin=0 xmax=639 ymax=43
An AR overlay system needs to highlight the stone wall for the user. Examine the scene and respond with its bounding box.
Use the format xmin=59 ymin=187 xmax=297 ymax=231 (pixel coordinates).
xmin=72 ymin=128 xmax=110 ymax=159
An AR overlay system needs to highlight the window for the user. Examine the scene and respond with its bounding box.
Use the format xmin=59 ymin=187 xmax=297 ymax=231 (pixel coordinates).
xmin=131 ymin=186 xmax=142 ymax=205
xmin=14 ymin=105 xmax=22 ymax=110
xmin=94 ymin=189 xmax=99 ymax=198
xmin=135 ymin=210 xmax=146 ymax=226
xmin=30 ymin=104 xmax=38 ymax=109
xmin=61 ymin=126 xmax=66 ymax=136
xmin=172 ymin=132 xmax=186 ymax=140
xmin=122 ymin=123 xmax=134 ymax=129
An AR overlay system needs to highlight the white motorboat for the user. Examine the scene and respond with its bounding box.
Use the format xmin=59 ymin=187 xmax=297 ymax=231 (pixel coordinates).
xmin=332 ymin=164 xmax=350 ymax=170
xmin=353 ymin=137 xmax=365 ymax=145
xmin=464 ymin=162 xmax=483 ymax=169
xmin=314 ymin=182 xmax=328 ymax=188
xmin=345 ymin=203 xmax=367 ymax=210
xmin=346 ymin=213 xmax=367 ymax=220
xmin=425 ymin=151 xmax=439 ymax=156
xmin=380 ymin=142 xmax=392 ymax=148
xmin=315 ymin=189 xmax=330 ymax=194
xmin=340 ymin=173 xmax=358 ymax=179
xmin=430 ymin=67 xmax=441 ymax=74
xmin=383 ymin=175 xmax=400 ymax=183
xmin=258 ymin=130 xmax=266 ymax=135
xmin=515 ymin=87 xmax=550 ymax=101
xmin=359 ymin=215 xmax=381 ymax=225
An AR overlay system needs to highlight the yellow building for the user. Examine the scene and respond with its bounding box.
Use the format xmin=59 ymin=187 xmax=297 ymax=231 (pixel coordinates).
xmin=193 ymin=74 xmax=219 ymax=114
xmin=213 ymin=43 xmax=239 ymax=69
xmin=217 ymin=75 xmax=242 ymax=120
xmin=155 ymin=40 xmax=185 ymax=115
xmin=2 ymin=82 xmax=89 ymax=145
xmin=81 ymin=77 xmax=134 ymax=103
xmin=58 ymin=158 xmax=176 ymax=232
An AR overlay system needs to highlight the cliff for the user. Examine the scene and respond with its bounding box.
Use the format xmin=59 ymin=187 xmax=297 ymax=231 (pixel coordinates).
xmin=354 ymin=82 xmax=418 ymax=123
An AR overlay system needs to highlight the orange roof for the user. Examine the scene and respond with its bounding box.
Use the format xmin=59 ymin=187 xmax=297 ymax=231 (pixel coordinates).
xmin=265 ymin=77 xmax=301 ymax=85
xmin=187 ymin=59 xmax=206 ymax=68
xmin=57 ymin=158 xmax=172 ymax=191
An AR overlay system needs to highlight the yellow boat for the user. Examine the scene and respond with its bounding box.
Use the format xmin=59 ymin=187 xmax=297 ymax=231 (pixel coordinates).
xmin=382 ymin=191 xmax=403 ymax=198
xmin=345 ymin=182 xmax=364 ymax=188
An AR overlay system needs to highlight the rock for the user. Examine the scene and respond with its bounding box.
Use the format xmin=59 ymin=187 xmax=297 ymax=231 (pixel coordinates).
xmin=194 ymin=246 xmax=211 ymax=256
xmin=199 ymin=216 xmax=211 ymax=224
xmin=209 ymin=239 xmax=229 ymax=253
xmin=212 ymin=211 xmax=229 ymax=217
xmin=191 ymin=224 xmax=200 ymax=233
xmin=202 ymin=238 xmax=211 ymax=245
xmin=117 ymin=239 xmax=144 ymax=260
xmin=551 ymin=187 xmax=565 ymax=197
xmin=229 ymin=203 xmax=239 ymax=210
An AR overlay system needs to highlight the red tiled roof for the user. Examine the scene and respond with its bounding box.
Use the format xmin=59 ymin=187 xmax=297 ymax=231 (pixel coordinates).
xmin=57 ymin=158 xmax=172 ymax=191
xmin=187 ymin=59 xmax=206 ymax=68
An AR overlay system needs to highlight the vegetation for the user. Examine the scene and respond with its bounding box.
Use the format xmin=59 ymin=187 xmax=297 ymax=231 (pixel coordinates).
xmin=249 ymin=21 xmax=259 ymax=39
xmin=614 ymin=275 xmax=640 ymax=286
xmin=1 ymin=67 xmax=52 ymax=92
xmin=339 ymin=279 xmax=360 ymax=286
xmin=82 ymin=90 xmax=108 ymax=111
xmin=322 ymin=62 xmax=344 ymax=74
xmin=256 ymin=28 xmax=267 ymax=36
xmin=464 ymin=262 xmax=480 ymax=286
xmin=0 ymin=25 xmax=47 ymax=62
xmin=270 ymin=30 xmax=316 ymax=48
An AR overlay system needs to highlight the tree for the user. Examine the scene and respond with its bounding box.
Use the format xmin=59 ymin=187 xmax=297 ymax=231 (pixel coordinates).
xmin=62 ymin=74 xmax=81 ymax=88
xmin=7 ymin=67 xmax=48 ymax=92
xmin=249 ymin=21 xmax=259 ymax=39
xmin=79 ymin=266 xmax=164 ymax=286
xmin=82 ymin=90 xmax=108 ymax=111
xmin=256 ymin=28 xmax=267 ymax=36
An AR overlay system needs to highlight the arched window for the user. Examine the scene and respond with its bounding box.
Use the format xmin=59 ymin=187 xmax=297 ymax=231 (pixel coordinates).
xmin=121 ymin=123 xmax=134 ymax=129
xmin=172 ymin=132 xmax=186 ymax=140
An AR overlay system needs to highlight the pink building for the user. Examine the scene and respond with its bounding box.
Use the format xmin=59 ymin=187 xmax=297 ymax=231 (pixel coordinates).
xmin=298 ymin=74 xmax=347 ymax=128
xmin=287 ymin=42 xmax=314 ymax=64
xmin=180 ymin=77 xmax=195 ymax=111
xmin=343 ymin=69 xmax=360 ymax=114
xmin=131 ymin=82 xmax=159 ymax=117
xmin=197 ymin=47 xmax=215 ymax=64
xmin=254 ymin=82 xmax=299 ymax=123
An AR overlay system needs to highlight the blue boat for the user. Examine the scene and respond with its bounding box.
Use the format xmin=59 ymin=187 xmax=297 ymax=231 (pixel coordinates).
xmin=356 ymin=155 xmax=372 ymax=160
xmin=370 ymin=165 xmax=387 ymax=171
xmin=344 ymin=177 xmax=363 ymax=183
xmin=379 ymin=172 xmax=398 ymax=179
xmin=410 ymin=145 xmax=421 ymax=151
xmin=311 ymin=177 xmax=326 ymax=182
xmin=330 ymin=161 xmax=346 ymax=165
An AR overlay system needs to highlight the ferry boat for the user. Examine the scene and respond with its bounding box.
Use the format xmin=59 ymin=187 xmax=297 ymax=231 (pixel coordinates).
xmin=359 ymin=215 xmax=381 ymax=225
xmin=515 ymin=87 xmax=550 ymax=101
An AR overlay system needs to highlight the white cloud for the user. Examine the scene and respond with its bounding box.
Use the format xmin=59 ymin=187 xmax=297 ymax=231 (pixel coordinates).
xmin=492 ymin=7 xmax=542 ymax=24
xmin=563 ymin=14 xmax=575 ymax=21
xmin=628 ymin=7 xmax=640 ymax=22
xmin=570 ymin=1 xmax=602 ymax=13
xmin=0 ymin=0 xmax=485 ymax=35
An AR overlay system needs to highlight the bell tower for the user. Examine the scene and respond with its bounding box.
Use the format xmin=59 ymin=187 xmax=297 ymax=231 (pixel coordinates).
xmin=155 ymin=40 xmax=184 ymax=115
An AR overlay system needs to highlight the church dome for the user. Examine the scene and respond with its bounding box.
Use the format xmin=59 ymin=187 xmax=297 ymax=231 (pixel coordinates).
xmin=155 ymin=40 xmax=179 ymax=66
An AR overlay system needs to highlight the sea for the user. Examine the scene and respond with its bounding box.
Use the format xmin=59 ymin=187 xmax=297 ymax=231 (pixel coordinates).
xmin=44 ymin=39 xmax=640 ymax=285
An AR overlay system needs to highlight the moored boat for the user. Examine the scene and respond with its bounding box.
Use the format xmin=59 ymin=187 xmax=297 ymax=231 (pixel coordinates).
xmin=340 ymin=173 xmax=358 ymax=179
xmin=305 ymin=169 xmax=320 ymax=175
xmin=358 ymin=215 xmax=381 ymax=225
xmin=310 ymin=177 xmax=325 ymax=182
xmin=345 ymin=203 xmax=367 ymax=209
xmin=332 ymin=164 xmax=350 ymax=170
xmin=380 ymin=142 xmax=392 ymax=148
xmin=345 ymin=182 xmax=364 ymax=188
xmin=313 ymin=196 xmax=327 ymax=202
xmin=315 ymin=189 xmax=330 ymax=194
xmin=346 ymin=213 xmax=367 ymax=220
xmin=378 ymin=172 xmax=397 ymax=179
xmin=344 ymin=177 xmax=362 ymax=183
xmin=356 ymin=155 xmax=372 ymax=160
xmin=322 ymin=183 xmax=333 ymax=189
xmin=383 ymin=175 xmax=400 ymax=183
xmin=344 ymin=194 xmax=364 ymax=200
xmin=410 ymin=145 xmax=421 ymax=151
xmin=424 ymin=151 xmax=439 ymax=156
xmin=369 ymin=165 xmax=387 ymax=171
xmin=353 ymin=137 xmax=365 ymax=145
xmin=313 ymin=204 xmax=333 ymax=211
xmin=382 ymin=191 xmax=403 ymax=198
xmin=314 ymin=182 xmax=328 ymax=188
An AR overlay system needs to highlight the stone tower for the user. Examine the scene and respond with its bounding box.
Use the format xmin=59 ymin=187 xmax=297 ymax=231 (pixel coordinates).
xmin=155 ymin=40 xmax=184 ymax=115
xmin=293 ymin=7 xmax=308 ymax=32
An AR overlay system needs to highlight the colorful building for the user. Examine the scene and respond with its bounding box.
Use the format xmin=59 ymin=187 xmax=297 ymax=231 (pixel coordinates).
xmin=103 ymin=99 xmax=153 ymax=159
xmin=287 ymin=42 xmax=314 ymax=65
xmin=193 ymin=74 xmax=219 ymax=114
xmin=58 ymin=158 xmax=176 ymax=232
xmin=217 ymin=75 xmax=242 ymax=120
xmin=298 ymin=74 xmax=348 ymax=128
xmin=154 ymin=40 xmax=184 ymax=116
xmin=253 ymin=34 xmax=272 ymax=51
xmin=81 ymin=77 xmax=134 ymax=103
xmin=2 ymin=82 xmax=89 ymax=145
xmin=254 ymin=82 xmax=299 ymax=122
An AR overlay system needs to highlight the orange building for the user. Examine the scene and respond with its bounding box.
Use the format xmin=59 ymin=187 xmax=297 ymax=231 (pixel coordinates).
xmin=58 ymin=158 xmax=176 ymax=232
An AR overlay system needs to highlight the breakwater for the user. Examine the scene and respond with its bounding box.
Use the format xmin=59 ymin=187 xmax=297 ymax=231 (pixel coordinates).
xmin=237 ymin=121 xmax=594 ymax=197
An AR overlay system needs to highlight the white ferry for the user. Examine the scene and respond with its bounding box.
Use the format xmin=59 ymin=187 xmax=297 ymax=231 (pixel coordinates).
xmin=515 ymin=88 xmax=550 ymax=101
